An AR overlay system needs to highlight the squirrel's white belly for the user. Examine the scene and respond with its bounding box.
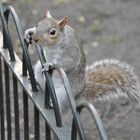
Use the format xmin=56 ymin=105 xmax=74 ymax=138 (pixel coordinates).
xmin=34 ymin=61 xmax=68 ymax=113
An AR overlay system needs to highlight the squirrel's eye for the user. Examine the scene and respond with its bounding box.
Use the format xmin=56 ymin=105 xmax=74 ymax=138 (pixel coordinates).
xmin=49 ymin=28 xmax=56 ymax=36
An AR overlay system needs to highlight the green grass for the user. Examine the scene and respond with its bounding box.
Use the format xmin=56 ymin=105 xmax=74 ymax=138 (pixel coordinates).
xmin=103 ymin=35 xmax=123 ymax=45
xmin=90 ymin=20 xmax=103 ymax=33
xmin=52 ymin=0 xmax=69 ymax=7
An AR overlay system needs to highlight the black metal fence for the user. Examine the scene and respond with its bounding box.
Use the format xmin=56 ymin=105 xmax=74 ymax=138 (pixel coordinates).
xmin=0 ymin=3 xmax=108 ymax=140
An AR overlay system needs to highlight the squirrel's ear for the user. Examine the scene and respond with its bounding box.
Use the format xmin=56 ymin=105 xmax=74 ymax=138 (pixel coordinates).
xmin=45 ymin=10 xmax=52 ymax=18
xmin=58 ymin=16 xmax=68 ymax=31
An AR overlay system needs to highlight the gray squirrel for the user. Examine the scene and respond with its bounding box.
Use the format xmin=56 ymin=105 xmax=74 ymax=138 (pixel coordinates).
xmin=25 ymin=10 xmax=140 ymax=114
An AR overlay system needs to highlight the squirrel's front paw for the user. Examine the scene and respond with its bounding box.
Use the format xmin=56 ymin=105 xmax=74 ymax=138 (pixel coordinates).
xmin=24 ymin=26 xmax=36 ymax=44
xmin=42 ymin=63 xmax=53 ymax=73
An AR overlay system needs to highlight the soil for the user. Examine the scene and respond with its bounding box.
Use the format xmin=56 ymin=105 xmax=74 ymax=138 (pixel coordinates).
xmin=1 ymin=0 xmax=140 ymax=139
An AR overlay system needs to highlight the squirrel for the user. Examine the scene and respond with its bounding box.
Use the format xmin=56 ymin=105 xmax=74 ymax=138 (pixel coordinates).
xmin=25 ymin=10 xmax=140 ymax=114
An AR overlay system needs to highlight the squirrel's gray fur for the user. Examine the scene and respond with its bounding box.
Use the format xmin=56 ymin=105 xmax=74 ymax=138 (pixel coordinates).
xmin=25 ymin=12 xmax=140 ymax=114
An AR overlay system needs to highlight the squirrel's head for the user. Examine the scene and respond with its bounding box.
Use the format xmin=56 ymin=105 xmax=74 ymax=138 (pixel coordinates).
xmin=33 ymin=10 xmax=85 ymax=78
xmin=33 ymin=10 xmax=68 ymax=46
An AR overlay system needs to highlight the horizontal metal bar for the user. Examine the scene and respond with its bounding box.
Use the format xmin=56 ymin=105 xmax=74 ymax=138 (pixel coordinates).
xmin=0 ymin=34 xmax=71 ymax=140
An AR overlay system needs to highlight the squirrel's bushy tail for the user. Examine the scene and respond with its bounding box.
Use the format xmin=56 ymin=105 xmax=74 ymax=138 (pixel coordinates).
xmin=85 ymin=59 xmax=140 ymax=102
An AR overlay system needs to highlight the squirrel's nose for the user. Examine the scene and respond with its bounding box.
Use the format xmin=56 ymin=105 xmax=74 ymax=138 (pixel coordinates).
xmin=33 ymin=35 xmax=40 ymax=43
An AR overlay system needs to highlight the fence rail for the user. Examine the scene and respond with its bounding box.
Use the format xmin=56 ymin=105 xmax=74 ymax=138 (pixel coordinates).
xmin=0 ymin=3 xmax=108 ymax=140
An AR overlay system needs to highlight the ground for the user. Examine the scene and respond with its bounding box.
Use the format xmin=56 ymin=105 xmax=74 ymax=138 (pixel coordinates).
xmin=1 ymin=0 xmax=140 ymax=139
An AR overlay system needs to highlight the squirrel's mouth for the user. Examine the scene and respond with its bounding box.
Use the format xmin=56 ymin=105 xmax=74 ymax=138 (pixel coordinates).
xmin=33 ymin=35 xmax=40 ymax=43
xmin=33 ymin=36 xmax=49 ymax=46
xmin=33 ymin=34 xmax=44 ymax=43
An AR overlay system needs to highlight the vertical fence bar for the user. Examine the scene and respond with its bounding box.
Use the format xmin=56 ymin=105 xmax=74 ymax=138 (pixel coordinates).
xmin=34 ymin=44 xmax=62 ymax=127
xmin=13 ymin=74 xmax=20 ymax=140
xmin=34 ymin=107 xmax=40 ymax=140
xmin=23 ymin=90 xmax=29 ymax=140
xmin=0 ymin=57 xmax=5 ymax=140
xmin=45 ymin=123 xmax=51 ymax=140
xmin=4 ymin=61 xmax=12 ymax=140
